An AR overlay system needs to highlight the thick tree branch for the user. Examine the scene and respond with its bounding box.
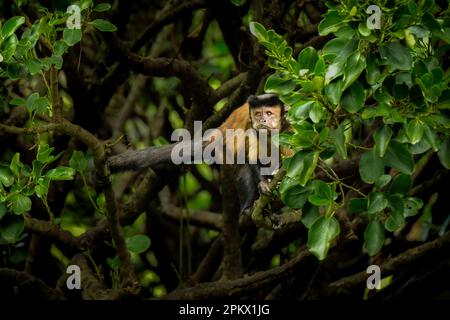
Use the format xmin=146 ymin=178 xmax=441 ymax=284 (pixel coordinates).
xmin=220 ymin=165 xmax=243 ymax=280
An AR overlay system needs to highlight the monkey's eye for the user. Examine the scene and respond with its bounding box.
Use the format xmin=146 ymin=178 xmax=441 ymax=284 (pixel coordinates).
xmin=255 ymin=112 xmax=261 ymax=117
xmin=266 ymin=111 xmax=272 ymax=116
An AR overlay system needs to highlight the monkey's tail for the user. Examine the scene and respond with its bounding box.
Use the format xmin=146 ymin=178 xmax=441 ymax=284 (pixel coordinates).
xmin=107 ymin=144 xmax=175 ymax=173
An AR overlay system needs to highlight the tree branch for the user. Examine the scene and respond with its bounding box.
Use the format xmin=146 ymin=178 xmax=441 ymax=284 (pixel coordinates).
xmin=131 ymin=0 xmax=207 ymax=52
xmin=166 ymin=248 xmax=311 ymax=299
xmin=325 ymin=231 xmax=450 ymax=297
xmin=0 ymin=268 xmax=62 ymax=299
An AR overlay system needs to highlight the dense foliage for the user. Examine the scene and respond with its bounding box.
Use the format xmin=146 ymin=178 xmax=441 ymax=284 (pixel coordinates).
xmin=250 ymin=0 xmax=450 ymax=260
xmin=0 ymin=0 xmax=449 ymax=300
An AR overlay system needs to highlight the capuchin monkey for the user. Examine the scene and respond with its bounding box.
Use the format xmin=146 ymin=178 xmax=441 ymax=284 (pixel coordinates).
xmin=217 ymin=94 xmax=291 ymax=214
xmin=107 ymin=93 xmax=291 ymax=215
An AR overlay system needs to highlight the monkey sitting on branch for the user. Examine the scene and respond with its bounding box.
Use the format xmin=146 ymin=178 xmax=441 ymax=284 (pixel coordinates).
xmin=107 ymin=93 xmax=292 ymax=217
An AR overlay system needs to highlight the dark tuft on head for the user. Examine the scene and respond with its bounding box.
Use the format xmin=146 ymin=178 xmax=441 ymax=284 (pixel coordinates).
xmin=247 ymin=94 xmax=282 ymax=108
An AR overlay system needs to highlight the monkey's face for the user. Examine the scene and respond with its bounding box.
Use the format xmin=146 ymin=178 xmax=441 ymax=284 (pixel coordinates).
xmin=250 ymin=105 xmax=283 ymax=130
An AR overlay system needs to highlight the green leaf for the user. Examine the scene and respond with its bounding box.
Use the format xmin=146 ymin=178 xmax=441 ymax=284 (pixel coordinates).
xmin=69 ymin=151 xmax=88 ymax=172
xmin=385 ymin=194 xmax=405 ymax=231
xmin=10 ymin=98 xmax=25 ymax=106
xmin=322 ymin=38 xmax=347 ymax=59
xmin=362 ymin=103 xmax=391 ymax=120
xmin=406 ymin=119 xmax=424 ymax=145
xmin=309 ymin=102 xmax=324 ymax=123
xmin=384 ymin=141 xmax=414 ymax=174
xmin=437 ymin=138 xmax=450 ymax=169
xmin=25 ymin=59 xmax=42 ymax=75
xmin=280 ymin=178 xmax=311 ymax=208
xmin=311 ymin=77 xmax=324 ymax=93
xmin=308 ymin=180 xmax=333 ymax=207
xmin=126 ymin=234 xmax=151 ymax=254
xmin=298 ymin=47 xmax=318 ymax=71
xmin=107 ymin=256 xmax=120 ymax=269
xmin=404 ymin=197 xmax=423 ymax=217
xmin=6 ymin=63 xmax=28 ymax=79
xmin=364 ymin=220 xmax=385 ymax=256
xmin=423 ymin=123 xmax=439 ymax=151
xmin=342 ymin=53 xmax=366 ymax=91
xmin=359 ymin=149 xmax=384 ymax=184
xmin=46 ymin=54 xmax=63 ymax=70
xmin=375 ymin=174 xmax=392 ymax=189
xmin=334 ymin=26 xmax=356 ymax=39
xmin=307 ymin=216 xmax=340 ymax=260
xmin=285 ymin=151 xmax=306 ymax=178
xmin=384 ymin=212 xmax=405 ymax=232
xmin=0 ymin=215 xmax=25 ymax=243
xmin=287 ymin=151 xmax=318 ymax=186
xmin=340 ymin=81 xmax=365 ymax=113
xmin=331 ymin=124 xmax=347 ymax=160
xmin=37 ymin=144 xmax=58 ymax=164
xmin=265 ymin=73 xmax=296 ymax=95
xmin=54 ymin=41 xmax=68 ymax=56
xmin=26 ymin=93 xmax=50 ymax=115
xmin=0 ymin=165 xmax=14 ymax=187
xmin=325 ymin=61 xmax=344 ymax=83
xmin=325 ymin=79 xmax=343 ymax=105
xmin=10 ymin=153 xmax=22 ymax=177
xmin=290 ymin=130 xmax=316 ymax=148
xmin=358 ymin=21 xmax=371 ymax=36
xmin=2 ymin=16 xmax=26 ymax=39
xmin=301 ymin=202 xmax=320 ymax=228
xmin=93 ymin=3 xmax=112 ymax=12
xmin=389 ymin=174 xmax=412 ymax=195
xmin=374 ymin=125 xmax=392 ymax=157
xmin=291 ymin=100 xmax=315 ymax=119
xmin=374 ymin=86 xmax=393 ymax=105
xmin=318 ymin=11 xmax=344 ymax=36
xmin=45 ymin=167 xmax=75 ymax=180
xmin=313 ymin=180 xmax=332 ymax=200
xmin=249 ymin=21 xmax=268 ymax=42
xmin=1 ymin=34 xmax=18 ymax=63
xmin=367 ymin=192 xmax=388 ymax=214
xmin=380 ymin=41 xmax=412 ymax=71
xmin=63 ymin=28 xmax=82 ymax=46
xmin=422 ymin=12 xmax=440 ymax=31
xmin=308 ymin=194 xmax=330 ymax=206
xmin=314 ymin=58 xmax=326 ymax=76
xmin=348 ymin=198 xmax=368 ymax=213
xmin=90 ymin=19 xmax=117 ymax=32
xmin=10 ymin=194 xmax=32 ymax=215
xmin=35 ymin=182 xmax=48 ymax=199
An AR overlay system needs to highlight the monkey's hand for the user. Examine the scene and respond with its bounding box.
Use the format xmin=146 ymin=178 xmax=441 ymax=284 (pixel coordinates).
xmin=258 ymin=180 xmax=272 ymax=197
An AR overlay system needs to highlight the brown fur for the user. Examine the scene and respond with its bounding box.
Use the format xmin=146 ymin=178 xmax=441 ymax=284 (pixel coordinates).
xmin=207 ymin=102 xmax=292 ymax=161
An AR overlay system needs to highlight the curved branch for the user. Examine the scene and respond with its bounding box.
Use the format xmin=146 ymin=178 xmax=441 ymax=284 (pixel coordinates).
xmin=131 ymin=0 xmax=207 ymax=52
xmin=166 ymin=248 xmax=311 ymax=299
xmin=0 ymin=268 xmax=63 ymax=299
xmin=210 ymin=72 xmax=248 ymax=105
xmin=325 ymin=231 xmax=450 ymax=297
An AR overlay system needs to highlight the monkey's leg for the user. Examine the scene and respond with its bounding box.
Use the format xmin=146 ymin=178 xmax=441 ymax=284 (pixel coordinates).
xmin=234 ymin=164 xmax=261 ymax=215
